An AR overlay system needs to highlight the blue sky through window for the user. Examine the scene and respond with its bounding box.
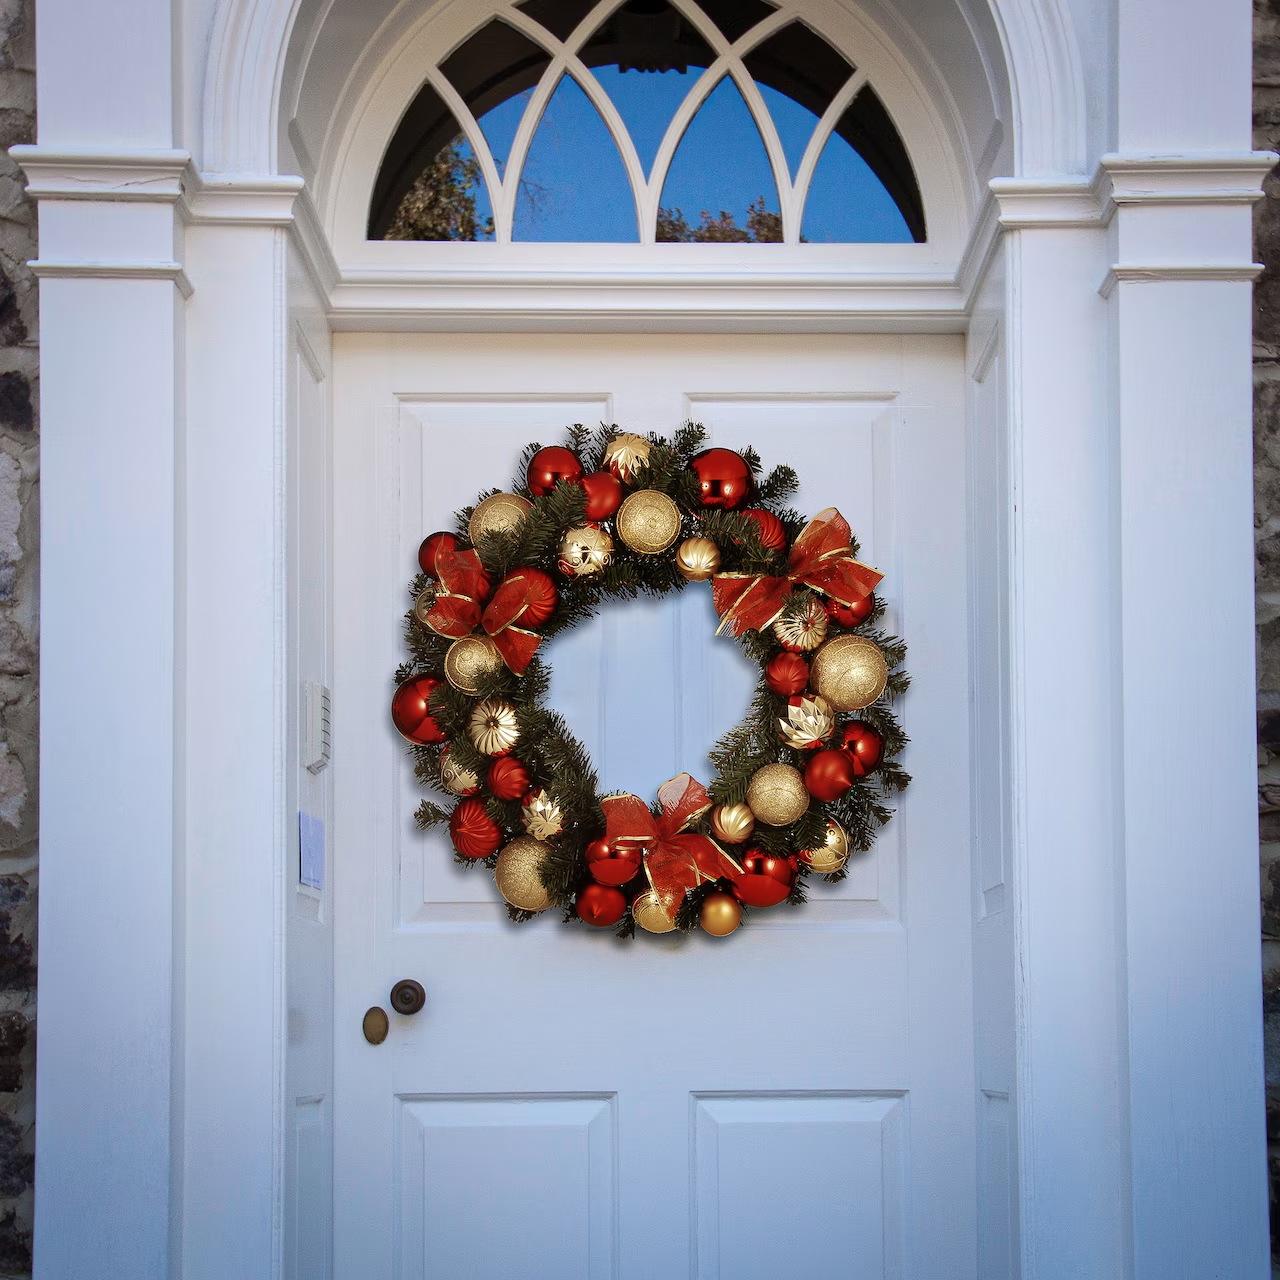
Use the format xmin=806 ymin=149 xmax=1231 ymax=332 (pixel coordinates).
xmin=802 ymin=131 xmax=912 ymax=242
xmin=590 ymin=65 xmax=694 ymax=176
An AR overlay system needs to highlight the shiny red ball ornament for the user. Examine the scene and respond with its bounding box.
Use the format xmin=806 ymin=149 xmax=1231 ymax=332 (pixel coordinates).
xmin=576 ymin=883 xmax=627 ymax=927
xmin=691 ymin=448 xmax=752 ymax=510
xmin=765 ymin=652 xmax=809 ymax=697
xmin=448 ymin=798 xmax=502 ymax=859
xmin=841 ymin=721 xmax=884 ymax=776
xmin=391 ymin=675 xmax=447 ymax=744
xmin=804 ymin=748 xmax=858 ymax=802
xmin=417 ymin=531 xmax=458 ymax=578
xmin=580 ymin=470 xmax=624 ymax=521
xmin=526 ymin=446 xmax=584 ymax=498
xmin=825 ymin=592 xmax=875 ymax=628
xmin=734 ymin=850 xmax=798 ymax=908
xmin=498 ymin=567 xmax=558 ymax=627
xmin=487 ymin=755 xmax=532 ymax=801
xmin=584 ymin=838 xmax=642 ymax=887
xmin=742 ymin=507 xmax=787 ymax=552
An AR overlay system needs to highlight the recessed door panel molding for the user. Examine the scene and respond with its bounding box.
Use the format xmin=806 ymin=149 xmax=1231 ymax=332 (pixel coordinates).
xmin=692 ymin=1092 xmax=907 ymax=1279
xmin=396 ymin=1094 xmax=616 ymax=1280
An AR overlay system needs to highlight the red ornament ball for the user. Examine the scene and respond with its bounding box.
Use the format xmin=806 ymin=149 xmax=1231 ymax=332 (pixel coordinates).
xmin=742 ymin=508 xmax=787 ymax=552
xmin=691 ymin=448 xmax=752 ymax=510
xmin=417 ymin=531 xmax=458 ymax=578
xmin=584 ymin=838 xmax=642 ymax=887
xmin=804 ymin=748 xmax=858 ymax=802
xmin=734 ymin=850 xmax=797 ymax=908
xmin=498 ymin=567 xmax=558 ymax=627
xmin=765 ymin=652 xmax=809 ymax=697
xmin=448 ymin=798 xmax=502 ymax=859
xmin=825 ymin=592 xmax=875 ymax=628
xmin=576 ymin=882 xmax=627 ymax=928
xmin=526 ymin=446 xmax=584 ymax=497
xmin=487 ymin=755 xmax=531 ymax=801
xmin=842 ymin=721 xmax=884 ymax=776
xmin=580 ymin=470 xmax=624 ymax=521
xmin=391 ymin=675 xmax=447 ymax=744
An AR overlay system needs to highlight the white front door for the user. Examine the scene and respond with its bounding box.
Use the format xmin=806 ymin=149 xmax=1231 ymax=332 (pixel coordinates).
xmin=331 ymin=331 xmax=975 ymax=1279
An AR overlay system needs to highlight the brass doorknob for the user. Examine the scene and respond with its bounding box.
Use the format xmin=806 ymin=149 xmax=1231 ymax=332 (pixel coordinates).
xmin=390 ymin=978 xmax=426 ymax=1016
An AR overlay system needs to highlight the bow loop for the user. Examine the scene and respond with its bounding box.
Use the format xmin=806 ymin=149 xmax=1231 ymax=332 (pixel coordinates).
xmin=424 ymin=547 xmax=491 ymax=639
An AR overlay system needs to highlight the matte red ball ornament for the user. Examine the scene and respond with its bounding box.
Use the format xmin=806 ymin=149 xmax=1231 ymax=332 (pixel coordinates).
xmin=498 ymin=567 xmax=558 ymax=627
xmin=448 ymin=798 xmax=502 ymax=859
xmin=742 ymin=507 xmax=787 ymax=552
xmin=841 ymin=721 xmax=885 ymax=776
xmin=526 ymin=446 xmax=584 ymax=497
xmin=584 ymin=838 xmax=642 ymax=887
xmin=825 ymin=592 xmax=875 ymax=628
xmin=691 ymin=448 xmax=752 ymax=510
xmin=734 ymin=850 xmax=798 ymax=908
xmin=765 ymin=652 xmax=809 ymax=697
xmin=487 ymin=755 xmax=532 ymax=801
xmin=576 ymin=882 xmax=627 ymax=927
xmin=391 ymin=675 xmax=447 ymax=744
xmin=417 ymin=531 xmax=458 ymax=578
xmin=804 ymin=748 xmax=858 ymax=802
xmin=580 ymin=470 xmax=624 ymax=521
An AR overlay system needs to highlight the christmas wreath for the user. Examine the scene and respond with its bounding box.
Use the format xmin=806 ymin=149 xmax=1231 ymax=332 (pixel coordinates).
xmin=392 ymin=423 xmax=910 ymax=939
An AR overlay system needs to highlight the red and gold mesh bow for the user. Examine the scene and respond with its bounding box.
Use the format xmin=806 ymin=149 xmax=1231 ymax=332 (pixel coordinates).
xmin=479 ymin=572 xmax=546 ymax=676
xmin=424 ymin=552 xmax=543 ymax=675
xmin=711 ymin=507 xmax=883 ymax=638
xmin=601 ymin=773 xmax=742 ymax=922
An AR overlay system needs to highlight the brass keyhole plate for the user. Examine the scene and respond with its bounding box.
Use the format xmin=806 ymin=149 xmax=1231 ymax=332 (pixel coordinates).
xmin=362 ymin=1006 xmax=389 ymax=1045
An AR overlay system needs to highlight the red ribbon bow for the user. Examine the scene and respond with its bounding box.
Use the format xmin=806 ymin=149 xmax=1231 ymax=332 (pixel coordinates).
xmin=424 ymin=553 xmax=542 ymax=675
xmin=479 ymin=573 xmax=545 ymax=676
xmin=711 ymin=507 xmax=883 ymax=638
xmin=601 ymin=774 xmax=742 ymax=922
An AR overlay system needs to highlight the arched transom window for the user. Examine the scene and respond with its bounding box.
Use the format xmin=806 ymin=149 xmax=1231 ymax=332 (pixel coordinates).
xmin=368 ymin=0 xmax=926 ymax=245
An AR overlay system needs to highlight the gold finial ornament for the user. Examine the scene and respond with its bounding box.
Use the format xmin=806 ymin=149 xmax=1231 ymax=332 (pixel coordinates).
xmin=521 ymin=788 xmax=565 ymax=840
xmin=699 ymin=891 xmax=742 ymax=936
xmin=443 ymin=634 xmax=504 ymax=693
xmin=810 ymin=634 xmax=889 ymax=711
xmin=439 ymin=749 xmax=480 ymax=796
xmin=469 ymin=699 xmax=521 ymax=755
xmin=632 ymin=889 xmax=677 ymax=933
xmin=773 ymin=598 xmax=829 ymax=652
xmin=602 ymin=431 xmax=652 ymax=483
xmin=746 ymin=763 xmax=809 ymax=826
xmin=710 ymin=802 xmax=755 ymax=844
xmin=801 ymin=819 xmax=850 ymax=874
xmin=494 ymin=837 xmax=554 ymax=912
xmin=777 ymin=694 xmax=835 ymax=750
xmin=675 ymin=536 xmax=722 ymax=582
xmin=557 ymin=523 xmax=614 ymax=578
xmin=616 ymin=490 xmax=682 ymax=555
xmin=468 ymin=492 xmax=533 ymax=544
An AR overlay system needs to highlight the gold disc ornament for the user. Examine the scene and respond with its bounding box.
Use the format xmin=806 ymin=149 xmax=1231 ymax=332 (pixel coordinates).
xmin=675 ymin=536 xmax=722 ymax=582
xmin=711 ymin=802 xmax=755 ymax=844
xmin=468 ymin=492 xmax=533 ymax=544
xmin=773 ymin=598 xmax=829 ymax=652
xmin=700 ymin=891 xmax=742 ymax=936
xmin=810 ymin=634 xmax=890 ymax=711
xmin=602 ymin=431 xmax=652 ymax=483
xmin=469 ymin=699 xmax=521 ymax=755
xmin=443 ymin=634 xmax=504 ymax=693
xmin=557 ymin=523 xmax=614 ymax=578
xmin=521 ymin=788 xmax=565 ymax=840
xmin=801 ymin=819 xmax=850 ymax=874
xmin=632 ymin=889 xmax=677 ymax=934
xmin=746 ymin=763 xmax=810 ymax=826
xmin=494 ymin=837 xmax=554 ymax=912
xmin=616 ymin=490 xmax=682 ymax=555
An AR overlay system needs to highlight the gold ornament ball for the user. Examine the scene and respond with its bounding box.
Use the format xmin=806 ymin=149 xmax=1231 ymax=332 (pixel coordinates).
xmin=802 ymin=819 xmax=851 ymax=874
xmin=616 ymin=490 xmax=682 ymax=555
xmin=675 ymin=536 xmax=722 ymax=582
xmin=746 ymin=763 xmax=810 ymax=826
xmin=777 ymin=693 xmax=835 ymax=750
xmin=443 ymin=634 xmax=505 ymax=694
xmin=810 ymin=634 xmax=890 ymax=711
xmin=413 ymin=585 xmax=436 ymax=627
xmin=439 ymin=749 xmax=480 ymax=797
xmin=711 ymin=802 xmax=755 ymax=844
xmin=700 ymin=891 xmax=742 ymax=937
xmin=632 ymin=889 xmax=677 ymax=934
xmin=468 ymin=492 xmax=533 ymax=544
xmin=494 ymin=837 xmax=553 ymax=912
xmin=521 ymin=788 xmax=565 ymax=840
xmin=469 ymin=699 xmax=521 ymax=755
xmin=773 ymin=598 xmax=829 ymax=652
xmin=557 ymin=523 xmax=614 ymax=578
xmin=602 ymin=431 xmax=652 ymax=483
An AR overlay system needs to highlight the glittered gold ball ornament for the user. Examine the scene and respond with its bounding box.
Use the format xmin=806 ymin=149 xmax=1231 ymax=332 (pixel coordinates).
xmin=710 ymin=802 xmax=755 ymax=844
xmin=521 ymin=788 xmax=564 ymax=840
xmin=468 ymin=492 xmax=532 ymax=544
xmin=412 ymin=585 xmax=437 ymax=627
xmin=439 ymin=747 xmax=480 ymax=797
xmin=773 ymin=598 xmax=829 ymax=652
xmin=746 ymin=763 xmax=810 ymax=826
xmin=616 ymin=490 xmax=682 ymax=555
xmin=602 ymin=431 xmax=652 ymax=483
xmin=675 ymin=536 xmax=722 ymax=582
xmin=777 ymin=693 xmax=835 ymax=750
xmin=494 ymin=836 xmax=553 ymax=912
xmin=632 ymin=889 xmax=677 ymax=934
xmin=443 ymin=634 xmax=504 ymax=693
xmin=469 ymin=699 xmax=521 ymax=755
xmin=700 ymin=891 xmax=742 ymax=936
xmin=810 ymin=634 xmax=890 ymax=711
xmin=801 ymin=819 xmax=851 ymax=874
xmin=557 ymin=523 xmax=614 ymax=579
